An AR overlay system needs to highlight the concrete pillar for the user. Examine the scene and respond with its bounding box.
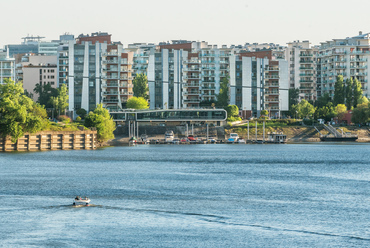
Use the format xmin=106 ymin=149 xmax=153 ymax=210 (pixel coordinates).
xmin=39 ymin=135 xmax=42 ymax=151
xmin=27 ymin=135 xmax=31 ymax=151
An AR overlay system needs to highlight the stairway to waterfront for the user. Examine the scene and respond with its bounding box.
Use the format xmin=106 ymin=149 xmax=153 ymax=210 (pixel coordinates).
xmin=322 ymin=124 xmax=342 ymax=137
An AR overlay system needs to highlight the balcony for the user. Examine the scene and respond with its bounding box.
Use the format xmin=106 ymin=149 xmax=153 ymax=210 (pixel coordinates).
xmin=102 ymin=98 xmax=119 ymax=103
xmin=265 ymin=75 xmax=279 ymax=79
xmin=299 ymin=60 xmax=314 ymax=64
xmin=184 ymin=75 xmax=201 ymax=80
xmin=202 ymin=67 xmax=216 ymax=70
xmin=264 ymin=83 xmax=279 ymax=87
xmin=183 ymin=67 xmax=200 ymax=72
xmin=183 ymin=91 xmax=201 ymax=96
xmin=102 ymin=91 xmax=119 ymax=95
xmin=184 ymin=83 xmax=200 ymax=87
xmin=265 ymin=99 xmax=279 ymax=103
xmin=265 ymin=91 xmax=279 ymax=95
xmin=266 ymin=67 xmax=279 ymax=71
xmin=103 ymin=60 xmax=119 ymax=64
xmin=299 ymin=67 xmax=314 ymax=70
xmin=184 ymin=99 xmax=201 ymax=103
xmin=299 ymin=54 xmax=313 ymax=57
xmin=184 ymin=60 xmax=201 ymax=64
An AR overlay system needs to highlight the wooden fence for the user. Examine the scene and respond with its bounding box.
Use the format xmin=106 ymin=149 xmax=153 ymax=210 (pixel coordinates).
xmin=0 ymin=131 xmax=97 ymax=152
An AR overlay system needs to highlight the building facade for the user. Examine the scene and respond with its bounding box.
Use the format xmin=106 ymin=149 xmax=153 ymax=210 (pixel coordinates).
xmin=317 ymin=32 xmax=370 ymax=98
xmin=0 ymin=50 xmax=15 ymax=84
xmin=230 ymin=51 xmax=289 ymax=118
xmin=286 ymin=40 xmax=317 ymax=101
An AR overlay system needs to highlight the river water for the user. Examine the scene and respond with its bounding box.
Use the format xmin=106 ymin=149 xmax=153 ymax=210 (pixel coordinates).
xmin=0 ymin=143 xmax=369 ymax=247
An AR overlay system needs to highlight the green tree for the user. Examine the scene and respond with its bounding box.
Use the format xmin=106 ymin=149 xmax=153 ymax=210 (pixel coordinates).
xmin=126 ymin=97 xmax=149 ymax=109
xmin=260 ymin=109 xmax=269 ymax=116
xmin=216 ymin=76 xmax=229 ymax=108
xmin=133 ymin=73 xmax=149 ymax=99
xmin=351 ymin=102 xmax=370 ymax=124
xmin=76 ymin=108 xmax=87 ymax=119
xmin=84 ymin=104 xmax=116 ymax=142
xmin=58 ymin=84 xmax=69 ymax=115
xmin=345 ymin=78 xmax=353 ymax=110
xmin=288 ymin=88 xmax=299 ymax=117
xmin=33 ymin=82 xmax=58 ymax=108
xmin=296 ymin=99 xmax=315 ymax=119
xmin=333 ymin=75 xmax=345 ymax=105
xmin=316 ymin=92 xmax=331 ymax=108
xmin=335 ymin=104 xmax=347 ymax=121
xmin=316 ymin=102 xmax=337 ymax=122
xmin=0 ymin=79 xmax=48 ymax=142
xmin=225 ymin=105 xmax=241 ymax=122
xmin=353 ymin=78 xmax=363 ymax=108
xmin=49 ymin=84 xmax=69 ymax=116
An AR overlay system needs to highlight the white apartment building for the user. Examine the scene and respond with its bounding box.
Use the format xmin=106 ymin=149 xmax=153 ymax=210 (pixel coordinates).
xmin=286 ymin=40 xmax=317 ymax=101
xmin=0 ymin=49 xmax=15 ymax=84
xmin=101 ymin=44 xmax=134 ymax=111
xmin=317 ymin=32 xmax=370 ymax=98
xmin=229 ymin=52 xmax=289 ymax=118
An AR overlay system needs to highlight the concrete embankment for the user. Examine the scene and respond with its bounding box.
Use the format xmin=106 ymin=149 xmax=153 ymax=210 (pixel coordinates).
xmin=0 ymin=131 xmax=98 ymax=152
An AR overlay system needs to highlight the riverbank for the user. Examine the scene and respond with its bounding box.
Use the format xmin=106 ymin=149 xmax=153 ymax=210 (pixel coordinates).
xmin=104 ymin=125 xmax=370 ymax=146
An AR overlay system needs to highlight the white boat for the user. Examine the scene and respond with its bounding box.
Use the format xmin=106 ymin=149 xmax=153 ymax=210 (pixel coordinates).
xmin=228 ymin=133 xmax=239 ymax=143
xmin=73 ymin=196 xmax=91 ymax=206
xmin=165 ymin=130 xmax=174 ymax=142
xmin=237 ymin=138 xmax=246 ymax=144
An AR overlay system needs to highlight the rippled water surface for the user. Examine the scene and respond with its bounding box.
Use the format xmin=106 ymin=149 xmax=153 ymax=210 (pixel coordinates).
xmin=0 ymin=143 xmax=369 ymax=247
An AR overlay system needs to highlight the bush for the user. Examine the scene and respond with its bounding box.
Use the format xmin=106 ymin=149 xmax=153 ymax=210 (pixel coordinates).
xmin=76 ymin=116 xmax=82 ymax=122
xmin=58 ymin=115 xmax=72 ymax=124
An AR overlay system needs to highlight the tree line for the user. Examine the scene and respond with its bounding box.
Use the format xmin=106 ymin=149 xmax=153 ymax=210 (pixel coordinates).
xmin=0 ymin=79 xmax=115 ymax=143
xmin=288 ymin=75 xmax=369 ymax=124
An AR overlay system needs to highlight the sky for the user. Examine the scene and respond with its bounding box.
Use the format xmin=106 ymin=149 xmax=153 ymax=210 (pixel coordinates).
xmin=2 ymin=0 xmax=370 ymax=48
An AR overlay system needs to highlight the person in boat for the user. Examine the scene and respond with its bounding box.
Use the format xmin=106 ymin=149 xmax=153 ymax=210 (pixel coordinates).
xmin=75 ymin=196 xmax=80 ymax=200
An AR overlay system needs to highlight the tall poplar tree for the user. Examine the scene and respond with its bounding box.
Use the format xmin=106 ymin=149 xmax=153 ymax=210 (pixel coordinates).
xmin=133 ymin=73 xmax=149 ymax=100
xmin=353 ymin=78 xmax=363 ymax=108
xmin=345 ymin=78 xmax=353 ymax=110
xmin=333 ymin=75 xmax=345 ymax=105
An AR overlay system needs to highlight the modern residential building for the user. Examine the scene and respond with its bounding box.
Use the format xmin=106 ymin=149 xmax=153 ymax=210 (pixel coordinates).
xmin=67 ymin=39 xmax=107 ymax=115
xmin=0 ymin=49 xmax=15 ymax=84
xmin=147 ymin=46 xmax=189 ymax=109
xmin=317 ymin=32 xmax=370 ymax=98
xmin=286 ymin=40 xmax=317 ymax=101
xmin=101 ymin=44 xmax=134 ymax=111
xmin=230 ymin=50 xmax=289 ymax=118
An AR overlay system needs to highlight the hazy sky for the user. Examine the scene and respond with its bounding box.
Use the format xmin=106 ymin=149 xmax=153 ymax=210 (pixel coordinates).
xmin=2 ymin=0 xmax=370 ymax=48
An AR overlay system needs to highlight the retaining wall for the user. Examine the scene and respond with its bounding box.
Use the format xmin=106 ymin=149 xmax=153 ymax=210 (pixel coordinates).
xmin=0 ymin=131 xmax=97 ymax=152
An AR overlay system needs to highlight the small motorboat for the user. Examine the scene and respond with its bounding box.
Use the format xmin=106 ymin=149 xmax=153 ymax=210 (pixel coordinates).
xmin=73 ymin=196 xmax=91 ymax=206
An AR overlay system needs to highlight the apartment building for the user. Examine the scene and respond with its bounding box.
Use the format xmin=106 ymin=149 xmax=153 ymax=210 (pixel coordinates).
xmin=147 ymin=46 xmax=189 ymax=109
xmin=67 ymin=39 xmax=107 ymax=114
xmin=21 ymin=54 xmax=58 ymax=101
xmin=317 ymin=32 xmax=370 ymax=98
xmin=101 ymin=44 xmax=134 ymax=111
xmin=286 ymin=40 xmax=317 ymax=101
xmin=230 ymin=51 xmax=289 ymax=118
xmin=0 ymin=49 xmax=15 ymax=84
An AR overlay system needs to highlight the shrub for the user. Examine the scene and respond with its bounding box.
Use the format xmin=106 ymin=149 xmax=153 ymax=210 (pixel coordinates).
xmin=76 ymin=116 xmax=82 ymax=122
xmin=58 ymin=115 xmax=72 ymax=124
